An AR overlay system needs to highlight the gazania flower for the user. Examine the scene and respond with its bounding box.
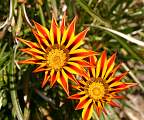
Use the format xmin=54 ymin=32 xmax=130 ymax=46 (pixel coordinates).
xmin=17 ymin=14 xmax=96 ymax=95
xmin=69 ymin=51 xmax=136 ymax=120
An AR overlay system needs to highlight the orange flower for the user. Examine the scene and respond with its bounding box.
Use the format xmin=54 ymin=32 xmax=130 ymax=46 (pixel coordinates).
xmin=17 ymin=14 xmax=96 ymax=95
xmin=69 ymin=51 xmax=136 ymax=120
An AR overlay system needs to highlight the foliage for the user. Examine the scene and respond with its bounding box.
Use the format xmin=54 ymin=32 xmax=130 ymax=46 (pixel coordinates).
xmin=0 ymin=0 xmax=144 ymax=120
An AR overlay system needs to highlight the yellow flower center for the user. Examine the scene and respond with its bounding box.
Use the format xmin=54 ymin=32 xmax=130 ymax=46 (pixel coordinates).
xmin=88 ymin=82 xmax=105 ymax=100
xmin=47 ymin=49 xmax=67 ymax=70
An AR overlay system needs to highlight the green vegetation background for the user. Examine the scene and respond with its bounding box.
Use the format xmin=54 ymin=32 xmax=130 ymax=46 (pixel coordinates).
xmin=0 ymin=0 xmax=144 ymax=120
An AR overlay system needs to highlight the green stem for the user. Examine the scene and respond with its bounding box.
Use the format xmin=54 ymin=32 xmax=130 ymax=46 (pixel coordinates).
xmin=76 ymin=0 xmax=110 ymax=27
xmin=88 ymin=25 xmax=144 ymax=63
xmin=38 ymin=4 xmax=46 ymax=27
xmin=10 ymin=48 xmax=23 ymax=120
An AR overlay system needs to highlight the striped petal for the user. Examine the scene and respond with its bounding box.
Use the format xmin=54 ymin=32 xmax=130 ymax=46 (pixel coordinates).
xmin=76 ymin=97 xmax=91 ymax=110
xmin=50 ymin=16 xmax=60 ymax=45
xmin=33 ymin=20 xmax=50 ymax=43
xmin=63 ymin=69 xmax=79 ymax=84
xmin=108 ymin=71 xmax=128 ymax=85
xmin=72 ymin=60 xmax=93 ymax=67
xmin=109 ymin=100 xmax=120 ymax=107
xmin=32 ymin=30 xmax=49 ymax=52
xmin=60 ymin=12 xmax=66 ymax=35
xmin=42 ymin=71 xmax=50 ymax=88
xmin=82 ymin=102 xmax=93 ymax=120
xmin=20 ymin=48 xmax=45 ymax=60
xmin=64 ymin=62 xmax=88 ymax=78
xmin=104 ymin=53 xmax=116 ymax=79
xmin=67 ymin=28 xmax=89 ymax=50
xmin=33 ymin=63 xmax=50 ymax=73
xmin=105 ymin=63 xmax=122 ymax=82
xmin=61 ymin=16 xmax=77 ymax=46
xmin=18 ymin=58 xmax=42 ymax=64
xmin=16 ymin=37 xmax=39 ymax=48
xmin=68 ymin=91 xmax=86 ymax=99
xmin=50 ymin=70 xmax=57 ymax=87
xmin=96 ymin=101 xmax=103 ymax=116
xmin=58 ymin=69 xmax=69 ymax=95
xmin=96 ymin=50 xmax=107 ymax=78
xmin=69 ymin=49 xmax=97 ymax=61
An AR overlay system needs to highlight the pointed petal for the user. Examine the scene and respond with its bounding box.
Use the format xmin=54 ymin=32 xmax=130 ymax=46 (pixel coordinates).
xmin=60 ymin=13 xmax=66 ymax=35
xmin=112 ymin=95 xmax=124 ymax=99
xmin=72 ymin=60 xmax=93 ymax=67
xmin=41 ymin=71 xmax=50 ymax=88
xmin=33 ymin=63 xmax=50 ymax=72
xmin=20 ymin=48 xmax=45 ymax=60
xmin=95 ymin=101 xmax=103 ymax=116
xmin=88 ymin=56 xmax=97 ymax=78
xmin=82 ymin=102 xmax=93 ymax=120
xmin=109 ymin=100 xmax=120 ymax=107
xmin=107 ymin=53 xmax=116 ymax=69
xmin=32 ymin=30 xmax=49 ymax=52
xmin=18 ymin=58 xmax=42 ymax=64
xmin=50 ymin=69 xmax=57 ymax=87
xmin=104 ymin=53 xmax=116 ymax=79
xmin=69 ymin=50 xmax=97 ymax=60
xmin=64 ymin=62 xmax=88 ymax=78
xmin=59 ymin=69 xmax=69 ymax=95
xmin=50 ymin=16 xmax=60 ymax=45
xmin=67 ymin=28 xmax=89 ymax=50
xmin=96 ymin=50 xmax=107 ymax=78
xmin=63 ymin=69 xmax=79 ymax=84
xmin=108 ymin=71 xmax=128 ymax=85
xmin=16 ymin=37 xmax=39 ymax=48
xmin=20 ymin=48 xmax=45 ymax=55
xmin=61 ymin=16 xmax=77 ymax=46
xmin=68 ymin=91 xmax=85 ymax=99
xmin=76 ymin=97 xmax=91 ymax=110
xmin=33 ymin=20 xmax=50 ymax=42
xmin=105 ymin=63 xmax=122 ymax=82
xmin=113 ymin=83 xmax=137 ymax=90
xmin=89 ymin=55 xmax=97 ymax=65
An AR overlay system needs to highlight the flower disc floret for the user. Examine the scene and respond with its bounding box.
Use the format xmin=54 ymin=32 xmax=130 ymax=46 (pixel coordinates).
xmin=87 ymin=82 xmax=105 ymax=100
xmin=47 ymin=49 xmax=67 ymax=70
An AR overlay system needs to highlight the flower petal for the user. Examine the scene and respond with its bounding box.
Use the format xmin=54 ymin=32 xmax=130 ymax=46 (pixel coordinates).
xmin=68 ymin=91 xmax=86 ymax=99
xmin=32 ymin=30 xmax=49 ymax=52
xmin=20 ymin=48 xmax=45 ymax=60
xmin=76 ymin=97 xmax=91 ymax=110
xmin=33 ymin=63 xmax=50 ymax=73
xmin=16 ymin=37 xmax=39 ymax=48
xmin=82 ymin=102 xmax=93 ymax=120
xmin=42 ymin=71 xmax=50 ymax=88
xmin=71 ymin=60 xmax=93 ymax=67
xmin=104 ymin=53 xmax=116 ymax=79
xmin=60 ymin=12 xmax=66 ymax=35
xmin=63 ymin=69 xmax=79 ymax=84
xmin=108 ymin=71 xmax=128 ymax=85
xmin=58 ymin=69 xmax=69 ymax=95
xmin=50 ymin=69 xmax=57 ymax=87
xmin=64 ymin=62 xmax=88 ymax=78
xmin=105 ymin=63 xmax=122 ymax=82
xmin=95 ymin=101 xmax=103 ymax=116
xmin=69 ymin=49 xmax=97 ymax=60
xmin=61 ymin=16 xmax=77 ymax=46
xmin=109 ymin=100 xmax=120 ymax=107
xmin=96 ymin=50 xmax=107 ymax=78
xmin=50 ymin=16 xmax=60 ymax=45
xmin=67 ymin=28 xmax=89 ymax=50
xmin=18 ymin=58 xmax=42 ymax=64
xmin=33 ymin=20 xmax=50 ymax=42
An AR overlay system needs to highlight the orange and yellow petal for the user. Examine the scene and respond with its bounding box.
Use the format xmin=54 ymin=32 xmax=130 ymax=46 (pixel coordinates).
xmin=82 ymin=102 xmax=94 ymax=120
xmin=42 ymin=71 xmax=50 ymax=88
